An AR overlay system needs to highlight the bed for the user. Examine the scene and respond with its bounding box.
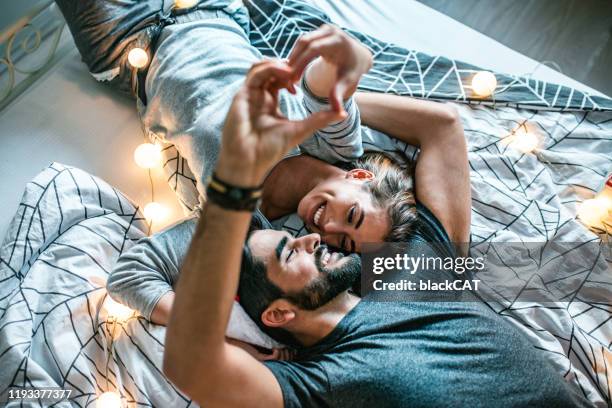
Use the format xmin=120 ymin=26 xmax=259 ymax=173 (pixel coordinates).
xmin=1 ymin=0 xmax=608 ymax=240
xmin=0 ymin=0 xmax=610 ymax=406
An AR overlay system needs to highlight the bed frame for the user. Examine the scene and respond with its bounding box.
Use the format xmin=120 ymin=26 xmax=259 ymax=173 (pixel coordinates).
xmin=0 ymin=1 xmax=68 ymax=111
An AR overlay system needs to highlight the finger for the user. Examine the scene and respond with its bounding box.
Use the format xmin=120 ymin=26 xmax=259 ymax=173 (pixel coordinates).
xmin=288 ymin=27 xmax=333 ymax=66
xmin=287 ymin=110 xmax=343 ymax=145
xmin=250 ymin=88 xmax=281 ymax=123
xmin=270 ymin=75 xmax=297 ymax=95
xmin=288 ymin=25 xmax=335 ymax=62
xmin=227 ymin=86 xmax=251 ymax=122
xmin=289 ymin=37 xmax=343 ymax=81
xmin=247 ymin=61 xmax=293 ymax=89
xmin=264 ymin=349 xmax=281 ymax=361
xmin=246 ymin=86 xmax=267 ymax=116
xmin=288 ymin=81 xmax=297 ymax=94
xmin=330 ymin=83 xmax=347 ymax=114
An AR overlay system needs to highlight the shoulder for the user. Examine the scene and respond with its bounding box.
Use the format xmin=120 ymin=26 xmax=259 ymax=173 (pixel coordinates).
xmin=264 ymin=360 xmax=330 ymax=408
xmin=410 ymin=201 xmax=456 ymax=257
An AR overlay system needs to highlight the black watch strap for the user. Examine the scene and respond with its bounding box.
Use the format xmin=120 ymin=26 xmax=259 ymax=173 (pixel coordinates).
xmin=205 ymin=173 xmax=263 ymax=212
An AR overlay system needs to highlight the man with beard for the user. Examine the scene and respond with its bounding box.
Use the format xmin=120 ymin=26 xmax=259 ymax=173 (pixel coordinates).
xmin=161 ymin=55 xmax=590 ymax=408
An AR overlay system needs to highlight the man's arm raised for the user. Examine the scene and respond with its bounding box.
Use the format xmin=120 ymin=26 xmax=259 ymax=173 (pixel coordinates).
xmin=163 ymin=60 xmax=340 ymax=407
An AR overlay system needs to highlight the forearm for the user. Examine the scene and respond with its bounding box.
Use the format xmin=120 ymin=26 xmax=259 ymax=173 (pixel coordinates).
xmin=150 ymin=291 xmax=175 ymax=325
xmin=355 ymin=92 xmax=459 ymax=145
xmin=164 ymin=203 xmax=251 ymax=385
xmin=356 ymin=92 xmax=471 ymax=243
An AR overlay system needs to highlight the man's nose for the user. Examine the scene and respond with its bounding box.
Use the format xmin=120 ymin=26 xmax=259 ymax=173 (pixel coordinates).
xmin=296 ymin=233 xmax=321 ymax=253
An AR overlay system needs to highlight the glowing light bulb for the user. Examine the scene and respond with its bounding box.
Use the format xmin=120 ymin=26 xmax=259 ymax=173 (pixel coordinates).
xmin=97 ymin=391 xmax=122 ymax=408
xmin=143 ymin=202 xmax=169 ymax=222
xmin=133 ymin=143 xmax=162 ymax=169
xmin=577 ymin=198 xmax=610 ymax=229
xmin=105 ymin=297 xmax=134 ymax=321
xmin=175 ymin=0 xmax=198 ymax=8
xmin=507 ymin=127 xmax=539 ymax=153
xmin=471 ymin=71 xmax=497 ymax=97
xmin=127 ymin=48 xmax=149 ymax=69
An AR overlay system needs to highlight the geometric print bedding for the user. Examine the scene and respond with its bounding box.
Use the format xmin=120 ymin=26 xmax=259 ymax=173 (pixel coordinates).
xmin=1 ymin=0 xmax=611 ymax=406
xmin=0 ymin=163 xmax=188 ymax=407
xmin=0 ymin=140 xmax=610 ymax=405
xmin=155 ymin=3 xmax=612 ymax=404
xmin=247 ymin=0 xmax=612 ymax=112
xmin=155 ymin=4 xmax=612 ymax=402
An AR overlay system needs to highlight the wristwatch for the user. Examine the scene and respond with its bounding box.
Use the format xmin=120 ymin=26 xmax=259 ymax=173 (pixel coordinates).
xmin=205 ymin=173 xmax=263 ymax=212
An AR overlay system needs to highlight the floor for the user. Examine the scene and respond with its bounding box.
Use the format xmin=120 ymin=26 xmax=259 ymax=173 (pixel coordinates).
xmin=416 ymin=0 xmax=612 ymax=96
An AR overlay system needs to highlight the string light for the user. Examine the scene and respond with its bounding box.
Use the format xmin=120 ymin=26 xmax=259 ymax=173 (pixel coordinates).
xmin=507 ymin=126 xmax=539 ymax=153
xmin=127 ymin=48 xmax=149 ymax=69
xmin=97 ymin=391 xmax=122 ymax=408
xmin=577 ymin=198 xmax=610 ymax=230
xmin=471 ymin=71 xmax=497 ymax=97
xmin=143 ymin=202 xmax=169 ymax=222
xmin=133 ymin=143 xmax=162 ymax=169
xmin=175 ymin=0 xmax=198 ymax=8
xmin=100 ymin=298 xmax=129 ymax=406
xmin=501 ymin=122 xmax=539 ymax=154
xmin=105 ymin=297 xmax=134 ymax=321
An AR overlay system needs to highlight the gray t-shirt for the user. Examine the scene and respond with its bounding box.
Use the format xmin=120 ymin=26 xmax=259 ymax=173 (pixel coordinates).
xmin=264 ymin=205 xmax=590 ymax=408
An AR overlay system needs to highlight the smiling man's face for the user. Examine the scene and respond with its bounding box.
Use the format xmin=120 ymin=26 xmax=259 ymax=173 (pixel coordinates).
xmin=247 ymin=229 xmax=361 ymax=310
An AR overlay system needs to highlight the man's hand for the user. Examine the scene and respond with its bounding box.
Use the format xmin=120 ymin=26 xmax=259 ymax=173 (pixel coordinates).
xmin=216 ymin=60 xmax=342 ymax=187
xmin=288 ymin=24 xmax=373 ymax=112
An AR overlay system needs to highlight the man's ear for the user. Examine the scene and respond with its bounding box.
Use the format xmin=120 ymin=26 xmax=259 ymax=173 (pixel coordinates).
xmin=346 ymin=168 xmax=375 ymax=181
xmin=261 ymin=299 xmax=296 ymax=328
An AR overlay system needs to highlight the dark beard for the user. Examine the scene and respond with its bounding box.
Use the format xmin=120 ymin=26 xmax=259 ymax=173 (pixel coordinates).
xmin=284 ymin=246 xmax=361 ymax=310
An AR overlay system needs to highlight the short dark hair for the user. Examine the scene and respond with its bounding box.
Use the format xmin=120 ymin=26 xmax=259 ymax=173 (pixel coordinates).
xmin=238 ymin=244 xmax=300 ymax=346
xmin=238 ymin=214 xmax=300 ymax=346
xmin=347 ymin=152 xmax=418 ymax=242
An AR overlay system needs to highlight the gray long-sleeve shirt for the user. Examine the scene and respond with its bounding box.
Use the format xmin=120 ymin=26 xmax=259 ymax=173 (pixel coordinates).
xmin=141 ymin=7 xmax=364 ymax=201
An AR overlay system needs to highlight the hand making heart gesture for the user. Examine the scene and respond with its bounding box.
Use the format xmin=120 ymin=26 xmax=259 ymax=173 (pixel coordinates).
xmin=216 ymin=25 xmax=372 ymax=188
xmin=288 ymin=24 xmax=373 ymax=113
xmin=216 ymin=60 xmax=343 ymax=187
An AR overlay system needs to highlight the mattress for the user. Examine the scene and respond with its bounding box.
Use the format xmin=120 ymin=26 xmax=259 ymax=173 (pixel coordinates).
xmin=0 ymin=0 xmax=606 ymax=241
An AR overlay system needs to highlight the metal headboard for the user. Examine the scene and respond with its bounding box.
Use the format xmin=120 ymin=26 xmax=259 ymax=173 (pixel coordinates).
xmin=0 ymin=1 xmax=69 ymax=111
